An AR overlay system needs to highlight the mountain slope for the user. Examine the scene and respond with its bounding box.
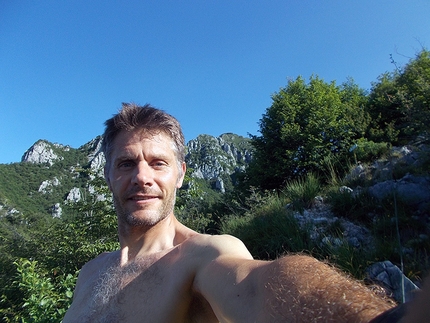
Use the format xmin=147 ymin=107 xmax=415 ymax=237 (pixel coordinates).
xmin=0 ymin=133 xmax=253 ymax=219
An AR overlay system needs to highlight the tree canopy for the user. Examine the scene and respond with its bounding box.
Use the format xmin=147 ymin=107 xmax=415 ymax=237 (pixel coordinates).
xmin=367 ymin=49 xmax=430 ymax=144
xmin=247 ymin=49 xmax=430 ymax=191
xmin=247 ymin=76 xmax=369 ymax=190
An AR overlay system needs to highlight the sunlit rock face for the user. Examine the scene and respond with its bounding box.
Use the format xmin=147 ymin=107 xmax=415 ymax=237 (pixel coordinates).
xmin=186 ymin=133 xmax=253 ymax=182
xmin=22 ymin=140 xmax=64 ymax=166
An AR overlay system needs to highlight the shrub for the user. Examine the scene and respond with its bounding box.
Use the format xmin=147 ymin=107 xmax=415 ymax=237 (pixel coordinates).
xmin=282 ymin=173 xmax=321 ymax=213
xmin=1 ymin=259 xmax=77 ymax=323
xmin=220 ymin=193 xmax=313 ymax=260
xmin=351 ymin=139 xmax=390 ymax=163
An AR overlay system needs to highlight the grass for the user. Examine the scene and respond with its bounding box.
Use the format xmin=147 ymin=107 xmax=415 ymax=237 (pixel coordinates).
xmin=220 ymin=192 xmax=314 ymax=260
xmin=282 ymin=172 xmax=321 ymax=214
xmin=220 ymin=149 xmax=430 ymax=281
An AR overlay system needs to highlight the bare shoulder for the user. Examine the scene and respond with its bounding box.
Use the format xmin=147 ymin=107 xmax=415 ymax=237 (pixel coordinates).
xmin=189 ymin=234 xmax=268 ymax=322
xmin=184 ymin=233 xmax=254 ymax=260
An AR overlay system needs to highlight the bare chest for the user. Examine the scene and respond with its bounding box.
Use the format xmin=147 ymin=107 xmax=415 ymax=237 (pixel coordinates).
xmin=66 ymin=253 xmax=217 ymax=323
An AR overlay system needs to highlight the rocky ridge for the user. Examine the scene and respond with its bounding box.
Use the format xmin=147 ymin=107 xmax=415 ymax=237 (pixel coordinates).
xmin=21 ymin=140 xmax=69 ymax=166
xmin=185 ymin=133 xmax=253 ymax=192
xmin=10 ymin=133 xmax=253 ymax=212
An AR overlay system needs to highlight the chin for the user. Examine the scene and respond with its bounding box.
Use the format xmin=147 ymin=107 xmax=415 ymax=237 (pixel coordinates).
xmin=123 ymin=211 xmax=169 ymax=227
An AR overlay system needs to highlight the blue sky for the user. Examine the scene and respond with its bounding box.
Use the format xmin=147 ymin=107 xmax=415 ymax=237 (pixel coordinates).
xmin=1 ymin=1 xmax=429 ymax=164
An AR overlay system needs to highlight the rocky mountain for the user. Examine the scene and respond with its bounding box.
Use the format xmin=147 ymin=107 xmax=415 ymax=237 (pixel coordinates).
xmin=186 ymin=133 xmax=253 ymax=192
xmin=21 ymin=140 xmax=67 ymax=166
xmin=0 ymin=133 xmax=254 ymax=219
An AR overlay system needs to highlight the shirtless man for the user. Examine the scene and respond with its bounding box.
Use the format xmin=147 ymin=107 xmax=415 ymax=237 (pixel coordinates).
xmin=63 ymin=103 xmax=396 ymax=322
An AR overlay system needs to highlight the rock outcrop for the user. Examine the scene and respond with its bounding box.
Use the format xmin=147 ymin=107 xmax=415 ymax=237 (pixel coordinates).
xmin=347 ymin=146 xmax=430 ymax=212
xmin=38 ymin=177 xmax=61 ymax=194
xmin=366 ymin=261 xmax=419 ymax=303
xmin=84 ymin=136 xmax=105 ymax=176
xmin=368 ymin=174 xmax=430 ymax=212
xmin=66 ymin=187 xmax=82 ymax=203
xmin=293 ymin=197 xmax=374 ymax=251
xmin=186 ymin=133 xmax=253 ymax=191
xmin=21 ymin=140 xmax=65 ymax=166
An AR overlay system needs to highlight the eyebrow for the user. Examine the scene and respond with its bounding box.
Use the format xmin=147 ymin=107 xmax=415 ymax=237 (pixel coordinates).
xmin=112 ymin=152 xmax=136 ymax=164
xmin=114 ymin=151 xmax=175 ymax=164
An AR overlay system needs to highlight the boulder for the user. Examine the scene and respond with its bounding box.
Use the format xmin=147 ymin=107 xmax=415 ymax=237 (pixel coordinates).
xmin=366 ymin=261 xmax=419 ymax=303
xmin=368 ymin=174 xmax=430 ymax=210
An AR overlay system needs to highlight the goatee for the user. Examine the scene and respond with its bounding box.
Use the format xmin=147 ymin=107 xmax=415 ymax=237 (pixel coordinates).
xmin=113 ymin=187 xmax=176 ymax=227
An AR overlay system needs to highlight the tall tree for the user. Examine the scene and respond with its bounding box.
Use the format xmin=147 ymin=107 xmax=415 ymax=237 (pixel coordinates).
xmin=247 ymin=76 xmax=369 ymax=190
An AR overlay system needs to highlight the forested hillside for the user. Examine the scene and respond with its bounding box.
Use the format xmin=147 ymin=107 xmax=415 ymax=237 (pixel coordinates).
xmin=1 ymin=50 xmax=429 ymax=322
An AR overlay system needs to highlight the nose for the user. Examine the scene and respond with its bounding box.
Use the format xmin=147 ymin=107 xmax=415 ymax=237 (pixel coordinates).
xmin=131 ymin=162 xmax=153 ymax=187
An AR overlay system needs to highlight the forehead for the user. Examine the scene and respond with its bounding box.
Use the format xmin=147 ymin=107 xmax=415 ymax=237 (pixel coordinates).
xmin=110 ymin=130 xmax=175 ymax=156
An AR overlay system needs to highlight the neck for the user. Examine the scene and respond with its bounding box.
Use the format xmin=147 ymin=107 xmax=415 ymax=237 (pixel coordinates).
xmin=118 ymin=214 xmax=176 ymax=262
xmin=117 ymin=214 xmax=196 ymax=265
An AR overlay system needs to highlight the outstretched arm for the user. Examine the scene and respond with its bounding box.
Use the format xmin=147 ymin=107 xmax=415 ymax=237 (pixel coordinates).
xmin=194 ymin=237 xmax=394 ymax=323
xmin=261 ymin=255 xmax=394 ymax=322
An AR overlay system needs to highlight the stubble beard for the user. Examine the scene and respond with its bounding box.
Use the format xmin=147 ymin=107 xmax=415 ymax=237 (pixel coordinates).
xmin=113 ymin=188 xmax=177 ymax=228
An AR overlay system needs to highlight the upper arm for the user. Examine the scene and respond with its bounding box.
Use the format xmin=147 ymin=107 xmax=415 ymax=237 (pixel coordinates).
xmin=192 ymin=235 xmax=268 ymax=322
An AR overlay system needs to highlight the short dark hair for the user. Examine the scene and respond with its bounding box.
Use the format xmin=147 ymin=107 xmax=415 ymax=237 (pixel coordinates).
xmin=102 ymin=103 xmax=185 ymax=169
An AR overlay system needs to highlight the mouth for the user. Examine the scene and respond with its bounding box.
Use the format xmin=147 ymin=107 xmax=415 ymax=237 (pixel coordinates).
xmin=128 ymin=194 xmax=159 ymax=201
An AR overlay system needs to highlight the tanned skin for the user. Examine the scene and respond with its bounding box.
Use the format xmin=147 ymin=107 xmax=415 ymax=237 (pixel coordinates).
xmin=63 ymin=127 xmax=394 ymax=323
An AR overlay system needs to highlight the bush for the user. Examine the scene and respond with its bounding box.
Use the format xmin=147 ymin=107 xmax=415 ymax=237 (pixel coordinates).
xmin=282 ymin=173 xmax=321 ymax=213
xmin=351 ymin=139 xmax=390 ymax=163
xmin=220 ymin=193 xmax=313 ymax=259
xmin=0 ymin=259 xmax=77 ymax=323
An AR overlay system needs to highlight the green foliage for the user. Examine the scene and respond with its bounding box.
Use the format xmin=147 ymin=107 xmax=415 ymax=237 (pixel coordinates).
xmin=6 ymin=259 xmax=77 ymax=322
xmin=351 ymin=138 xmax=390 ymax=163
xmin=366 ymin=72 xmax=402 ymax=143
xmin=367 ymin=50 xmax=430 ymax=144
xmin=53 ymin=174 xmax=119 ymax=272
xmin=248 ymin=76 xmax=369 ymax=190
xmin=396 ymin=50 xmax=430 ymax=141
xmin=0 ymin=173 xmax=118 ymax=321
xmin=221 ymin=192 xmax=313 ymax=259
xmin=176 ymin=169 xmax=220 ymax=233
xmin=282 ymin=172 xmax=321 ymax=213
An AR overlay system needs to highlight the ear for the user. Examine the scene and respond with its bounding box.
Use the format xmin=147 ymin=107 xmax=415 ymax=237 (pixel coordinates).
xmin=176 ymin=162 xmax=186 ymax=188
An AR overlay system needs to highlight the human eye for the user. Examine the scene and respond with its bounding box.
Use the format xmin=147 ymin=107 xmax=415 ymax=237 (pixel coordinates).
xmin=151 ymin=160 xmax=168 ymax=169
xmin=118 ymin=160 xmax=135 ymax=169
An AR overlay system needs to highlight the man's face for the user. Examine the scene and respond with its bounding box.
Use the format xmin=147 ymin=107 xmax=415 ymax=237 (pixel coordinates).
xmin=104 ymin=130 xmax=186 ymax=227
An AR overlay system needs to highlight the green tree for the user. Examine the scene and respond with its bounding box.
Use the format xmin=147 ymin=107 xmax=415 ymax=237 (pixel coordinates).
xmin=366 ymin=72 xmax=401 ymax=143
xmin=367 ymin=49 xmax=430 ymax=144
xmin=9 ymin=259 xmax=76 ymax=322
xmin=396 ymin=49 xmax=430 ymax=141
xmin=247 ymin=76 xmax=369 ymax=190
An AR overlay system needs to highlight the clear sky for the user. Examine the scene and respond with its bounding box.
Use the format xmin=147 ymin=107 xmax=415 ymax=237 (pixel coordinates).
xmin=1 ymin=1 xmax=429 ymax=164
